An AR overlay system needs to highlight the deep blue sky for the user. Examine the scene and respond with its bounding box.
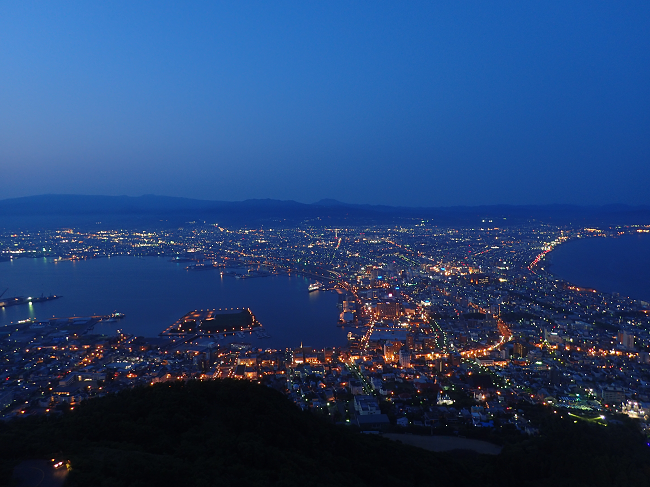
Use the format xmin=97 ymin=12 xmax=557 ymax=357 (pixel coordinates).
xmin=1 ymin=2 xmax=649 ymax=207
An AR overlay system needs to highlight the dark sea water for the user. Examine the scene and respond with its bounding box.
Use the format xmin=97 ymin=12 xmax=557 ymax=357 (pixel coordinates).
xmin=0 ymin=257 xmax=346 ymax=349
xmin=548 ymin=233 xmax=650 ymax=303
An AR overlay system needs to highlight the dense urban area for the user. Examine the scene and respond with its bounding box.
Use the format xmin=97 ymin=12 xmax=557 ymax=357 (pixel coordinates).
xmin=2 ymin=220 xmax=650 ymax=447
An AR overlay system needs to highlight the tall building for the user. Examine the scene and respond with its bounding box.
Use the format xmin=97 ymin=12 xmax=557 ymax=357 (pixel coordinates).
xmin=399 ymin=348 xmax=411 ymax=367
xmin=513 ymin=340 xmax=532 ymax=359
xmin=383 ymin=340 xmax=401 ymax=363
xmin=618 ymin=330 xmax=635 ymax=350
xmin=376 ymin=301 xmax=400 ymax=320
xmin=469 ymin=274 xmax=490 ymax=285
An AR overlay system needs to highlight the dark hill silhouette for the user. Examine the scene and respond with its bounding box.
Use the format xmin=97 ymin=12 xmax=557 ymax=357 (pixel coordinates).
xmin=1 ymin=380 xmax=649 ymax=486
xmin=0 ymin=380 xmax=471 ymax=486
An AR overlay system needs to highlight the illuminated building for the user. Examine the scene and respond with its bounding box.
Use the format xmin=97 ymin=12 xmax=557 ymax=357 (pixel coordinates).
xmin=383 ymin=340 xmax=401 ymax=363
xmin=398 ymin=348 xmax=411 ymax=367
xmin=601 ymin=386 xmax=625 ymax=406
xmin=375 ymin=301 xmax=400 ymax=320
xmin=617 ymin=330 xmax=635 ymax=350
xmin=513 ymin=340 xmax=532 ymax=359
xmin=469 ymin=274 xmax=490 ymax=285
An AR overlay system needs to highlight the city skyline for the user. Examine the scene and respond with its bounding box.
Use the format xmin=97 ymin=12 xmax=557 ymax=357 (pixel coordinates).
xmin=2 ymin=197 xmax=650 ymax=481
xmin=2 ymin=4 xmax=650 ymax=479
xmin=2 ymin=2 xmax=649 ymax=207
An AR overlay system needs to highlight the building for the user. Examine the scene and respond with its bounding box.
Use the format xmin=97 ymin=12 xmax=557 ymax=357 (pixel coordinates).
xmin=469 ymin=274 xmax=490 ymax=285
xmin=399 ymin=348 xmax=411 ymax=367
xmin=601 ymin=386 xmax=626 ymax=406
xmin=375 ymin=301 xmax=400 ymax=320
xmin=513 ymin=340 xmax=532 ymax=359
xmin=354 ymin=395 xmax=380 ymax=415
xmin=384 ymin=340 xmax=401 ymax=363
xmin=356 ymin=414 xmax=390 ymax=431
xmin=618 ymin=330 xmax=635 ymax=350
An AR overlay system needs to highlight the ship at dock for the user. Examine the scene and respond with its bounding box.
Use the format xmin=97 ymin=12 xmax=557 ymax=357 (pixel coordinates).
xmin=308 ymin=282 xmax=323 ymax=292
xmin=102 ymin=312 xmax=126 ymax=323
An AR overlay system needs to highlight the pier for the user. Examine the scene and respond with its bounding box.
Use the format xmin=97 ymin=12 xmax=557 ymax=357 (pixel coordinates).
xmin=0 ymin=294 xmax=60 ymax=308
xmin=160 ymin=308 xmax=263 ymax=338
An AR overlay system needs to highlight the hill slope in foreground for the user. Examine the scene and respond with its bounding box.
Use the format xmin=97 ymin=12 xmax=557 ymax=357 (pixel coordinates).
xmin=2 ymin=380 xmax=650 ymax=486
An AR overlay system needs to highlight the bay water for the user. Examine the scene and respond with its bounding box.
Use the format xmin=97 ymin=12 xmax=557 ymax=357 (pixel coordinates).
xmin=548 ymin=233 xmax=650 ymax=303
xmin=0 ymin=257 xmax=346 ymax=349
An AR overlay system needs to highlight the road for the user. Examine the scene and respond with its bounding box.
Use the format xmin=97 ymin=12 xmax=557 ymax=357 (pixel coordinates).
xmin=13 ymin=460 xmax=68 ymax=487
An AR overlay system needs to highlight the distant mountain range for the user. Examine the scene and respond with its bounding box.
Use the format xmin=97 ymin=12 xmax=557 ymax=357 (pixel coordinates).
xmin=0 ymin=194 xmax=649 ymax=229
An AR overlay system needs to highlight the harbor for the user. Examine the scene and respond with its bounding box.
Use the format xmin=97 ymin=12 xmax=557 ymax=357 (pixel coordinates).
xmin=0 ymin=256 xmax=345 ymax=349
xmin=0 ymin=292 xmax=61 ymax=309
xmin=160 ymin=308 xmax=265 ymax=338
xmin=1 ymin=312 xmax=126 ymax=342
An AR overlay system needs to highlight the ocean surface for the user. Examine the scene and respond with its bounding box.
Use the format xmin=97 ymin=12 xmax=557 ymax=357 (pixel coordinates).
xmin=548 ymin=233 xmax=650 ymax=303
xmin=0 ymin=257 xmax=347 ymax=349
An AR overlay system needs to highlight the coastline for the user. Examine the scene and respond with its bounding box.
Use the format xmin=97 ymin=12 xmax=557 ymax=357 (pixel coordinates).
xmin=544 ymin=232 xmax=650 ymax=304
xmin=0 ymin=256 xmax=345 ymax=347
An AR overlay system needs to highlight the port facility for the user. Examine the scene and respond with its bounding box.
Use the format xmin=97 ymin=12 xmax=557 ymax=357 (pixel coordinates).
xmin=161 ymin=308 xmax=261 ymax=337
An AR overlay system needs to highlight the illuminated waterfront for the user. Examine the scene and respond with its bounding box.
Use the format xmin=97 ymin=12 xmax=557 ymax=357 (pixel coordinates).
xmin=2 ymin=222 xmax=650 ymax=435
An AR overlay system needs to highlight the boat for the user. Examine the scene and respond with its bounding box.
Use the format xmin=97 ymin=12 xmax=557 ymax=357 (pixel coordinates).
xmin=308 ymin=282 xmax=323 ymax=292
xmin=169 ymin=257 xmax=195 ymax=263
xmin=112 ymin=312 xmax=126 ymax=319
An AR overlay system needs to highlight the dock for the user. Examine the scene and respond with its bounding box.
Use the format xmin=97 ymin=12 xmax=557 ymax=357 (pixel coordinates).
xmin=0 ymin=294 xmax=61 ymax=308
xmin=160 ymin=308 xmax=263 ymax=337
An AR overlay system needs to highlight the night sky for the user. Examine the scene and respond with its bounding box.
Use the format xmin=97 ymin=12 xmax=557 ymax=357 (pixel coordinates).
xmin=1 ymin=2 xmax=649 ymax=207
